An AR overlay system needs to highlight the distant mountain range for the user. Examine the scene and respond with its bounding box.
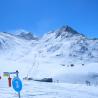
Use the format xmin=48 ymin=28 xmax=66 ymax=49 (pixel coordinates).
xmin=0 ymin=25 xmax=98 ymax=62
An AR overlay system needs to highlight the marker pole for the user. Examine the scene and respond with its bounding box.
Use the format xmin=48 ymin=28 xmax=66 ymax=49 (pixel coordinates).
xmin=18 ymin=92 xmax=20 ymax=98
xmin=16 ymin=70 xmax=19 ymax=78
xmin=16 ymin=70 xmax=21 ymax=98
xmin=8 ymin=76 xmax=12 ymax=87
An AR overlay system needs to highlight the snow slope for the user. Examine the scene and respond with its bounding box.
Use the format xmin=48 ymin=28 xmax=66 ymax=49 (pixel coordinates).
xmin=0 ymin=26 xmax=98 ymax=85
xmin=0 ymin=80 xmax=98 ymax=98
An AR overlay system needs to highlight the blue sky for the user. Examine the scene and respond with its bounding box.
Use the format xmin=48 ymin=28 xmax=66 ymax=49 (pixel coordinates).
xmin=0 ymin=0 xmax=98 ymax=38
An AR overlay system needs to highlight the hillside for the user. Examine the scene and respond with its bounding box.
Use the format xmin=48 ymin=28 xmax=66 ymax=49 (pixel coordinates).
xmin=0 ymin=26 xmax=98 ymax=84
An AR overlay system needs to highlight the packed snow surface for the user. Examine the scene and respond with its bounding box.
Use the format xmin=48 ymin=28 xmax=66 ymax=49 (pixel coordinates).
xmin=0 ymin=79 xmax=98 ymax=98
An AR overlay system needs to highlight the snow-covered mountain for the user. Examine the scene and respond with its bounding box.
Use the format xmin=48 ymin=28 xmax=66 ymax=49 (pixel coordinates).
xmin=0 ymin=25 xmax=98 ymax=84
xmin=38 ymin=25 xmax=98 ymax=63
xmin=17 ymin=32 xmax=38 ymax=40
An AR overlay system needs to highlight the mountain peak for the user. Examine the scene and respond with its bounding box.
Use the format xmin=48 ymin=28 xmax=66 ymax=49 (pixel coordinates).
xmin=55 ymin=25 xmax=84 ymax=38
xmin=60 ymin=25 xmax=78 ymax=34
xmin=16 ymin=30 xmax=38 ymax=40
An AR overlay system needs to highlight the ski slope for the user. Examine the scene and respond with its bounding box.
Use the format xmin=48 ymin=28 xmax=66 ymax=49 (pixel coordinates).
xmin=0 ymin=26 xmax=98 ymax=98
xmin=0 ymin=79 xmax=98 ymax=98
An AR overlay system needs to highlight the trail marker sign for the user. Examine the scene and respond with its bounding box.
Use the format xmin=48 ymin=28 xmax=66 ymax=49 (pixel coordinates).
xmin=12 ymin=77 xmax=22 ymax=92
xmin=3 ymin=70 xmax=22 ymax=98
